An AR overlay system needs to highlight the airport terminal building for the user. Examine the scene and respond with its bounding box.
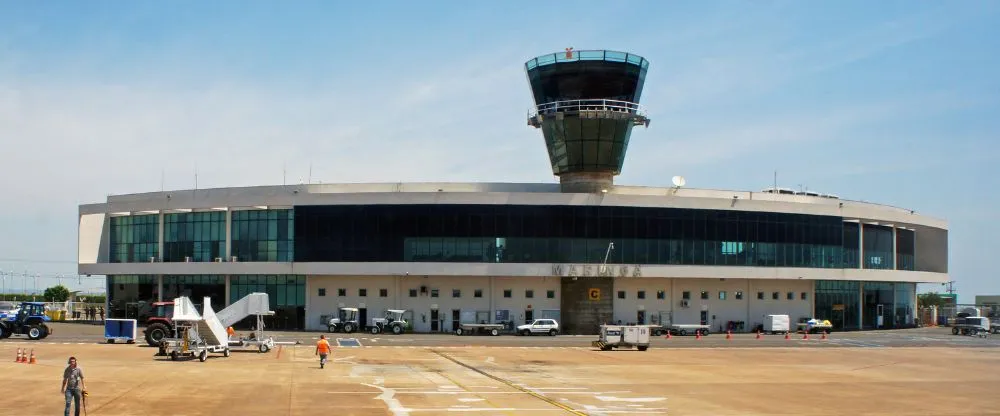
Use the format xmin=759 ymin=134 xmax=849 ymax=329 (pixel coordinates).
xmin=76 ymin=50 xmax=948 ymax=334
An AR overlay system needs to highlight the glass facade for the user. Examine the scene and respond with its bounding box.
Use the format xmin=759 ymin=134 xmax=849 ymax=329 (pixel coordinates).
xmin=862 ymin=224 xmax=894 ymax=270
xmin=814 ymin=280 xmax=860 ymax=330
xmin=162 ymin=275 xmax=226 ymax=312
xmin=163 ymin=212 xmax=226 ymax=262
xmin=842 ymin=222 xmax=860 ymax=269
xmin=106 ymin=275 xmax=158 ymax=320
xmin=231 ymin=209 xmax=294 ymax=262
xmin=862 ymin=281 xmax=915 ymax=329
xmin=110 ymin=215 xmax=159 ymax=263
xmin=230 ymin=275 xmax=305 ymax=330
xmin=896 ymin=229 xmax=915 ymax=271
xmin=295 ymin=205 xmax=847 ymax=268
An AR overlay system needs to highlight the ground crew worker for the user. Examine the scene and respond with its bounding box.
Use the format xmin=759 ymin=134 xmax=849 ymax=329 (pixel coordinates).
xmin=61 ymin=356 xmax=86 ymax=416
xmin=315 ymin=335 xmax=332 ymax=369
xmin=227 ymin=326 xmax=236 ymax=341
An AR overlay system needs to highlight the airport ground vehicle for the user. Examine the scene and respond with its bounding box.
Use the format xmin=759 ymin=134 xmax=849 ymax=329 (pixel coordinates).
xmin=952 ymin=316 xmax=993 ymax=336
xmin=143 ymin=301 xmax=176 ymax=346
xmin=455 ymin=322 xmax=505 ymax=336
xmin=798 ymin=318 xmax=833 ymax=334
xmin=327 ymin=307 xmax=360 ymax=333
xmin=370 ymin=309 xmax=408 ymax=335
xmin=668 ymin=324 xmax=711 ymax=336
xmin=592 ymin=324 xmax=650 ymax=351
xmin=763 ymin=314 xmax=791 ymax=335
xmin=0 ymin=302 xmax=52 ymax=340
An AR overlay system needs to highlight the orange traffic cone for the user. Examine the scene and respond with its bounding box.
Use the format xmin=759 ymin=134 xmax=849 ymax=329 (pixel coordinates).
xmin=784 ymin=332 xmax=790 ymax=340
xmin=664 ymin=332 xmax=672 ymax=340
xmin=695 ymin=332 xmax=702 ymax=340
xmin=726 ymin=330 xmax=732 ymax=340
xmin=821 ymin=331 xmax=828 ymax=340
xmin=28 ymin=350 xmax=36 ymax=364
xmin=803 ymin=332 xmax=810 ymax=340
xmin=755 ymin=331 xmax=762 ymax=339
xmin=15 ymin=348 xmax=22 ymax=363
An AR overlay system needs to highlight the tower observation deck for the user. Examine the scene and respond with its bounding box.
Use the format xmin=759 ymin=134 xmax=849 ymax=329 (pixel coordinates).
xmin=525 ymin=49 xmax=650 ymax=193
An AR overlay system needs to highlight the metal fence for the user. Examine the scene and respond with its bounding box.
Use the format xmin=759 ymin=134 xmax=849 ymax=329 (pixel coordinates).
xmin=40 ymin=302 xmax=107 ymax=322
xmin=920 ymin=304 xmax=1000 ymax=326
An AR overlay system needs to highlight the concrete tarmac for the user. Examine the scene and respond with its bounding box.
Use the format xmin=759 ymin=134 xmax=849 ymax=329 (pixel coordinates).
xmin=2 ymin=339 xmax=999 ymax=416
xmin=18 ymin=322 xmax=1000 ymax=349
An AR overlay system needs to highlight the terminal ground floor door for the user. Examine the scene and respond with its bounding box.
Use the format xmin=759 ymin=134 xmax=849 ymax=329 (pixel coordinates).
xmin=430 ymin=309 xmax=439 ymax=332
xmin=524 ymin=309 xmax=534 ymax=324
xmin=452 ymin=309 xmax=460 ymax=331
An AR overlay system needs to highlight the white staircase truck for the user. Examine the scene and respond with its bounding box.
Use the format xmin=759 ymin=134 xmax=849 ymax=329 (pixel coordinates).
xmin=164 ymin=292 xmax=274 ymax=362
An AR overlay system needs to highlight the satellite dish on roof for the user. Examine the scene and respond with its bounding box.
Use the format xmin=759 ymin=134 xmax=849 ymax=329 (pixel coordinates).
xmin=672 ymin=176 xmax=686 ymax=187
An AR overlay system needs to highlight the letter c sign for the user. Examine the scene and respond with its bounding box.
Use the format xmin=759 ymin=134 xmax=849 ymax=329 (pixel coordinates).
xmin=588 ymin=288 xmax=600 ymax=301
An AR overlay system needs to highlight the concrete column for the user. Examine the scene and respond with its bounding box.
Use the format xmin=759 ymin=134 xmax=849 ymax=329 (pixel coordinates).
xmin=858 ymin=282 xmax=864 ymax=330
xmin=858 ymin=224 xmax=864 ymax=269
xmin=157 ymin=213 xmax=165 ymax=261
xmin=157 ymin=275 xmax=163 ymax=302
xmin=489 ymin=276 xmax=495 ymax=323
xmin=303 ymin=275 xmax=310 ymax=330
xmin=224 ymin=275 xmax=231 ymax=306
xmin=810 ymin=280 xmax=816 ymax=318
xmin=224 ymin=209 xmax=232 ymax=260
xmin=892 ymin=226 xmax=898 ymax=270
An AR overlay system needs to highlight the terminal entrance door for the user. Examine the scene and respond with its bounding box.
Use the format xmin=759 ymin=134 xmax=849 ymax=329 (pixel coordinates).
xmin=430 ymin=309 xmax=439 ymax=332
xmin=636 ymin=310 xmax=646 ymax=325
xmin=524 ymin=309 xmax=534 ymax=325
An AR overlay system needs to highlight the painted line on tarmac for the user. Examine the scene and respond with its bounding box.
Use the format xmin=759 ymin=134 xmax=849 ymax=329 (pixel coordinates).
xmin=431 ymin=349 xmax=587 ymax=416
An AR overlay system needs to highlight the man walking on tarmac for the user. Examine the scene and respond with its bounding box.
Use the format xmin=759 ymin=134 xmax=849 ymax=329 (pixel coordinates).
xmin=315 ymin=335 xmax=332 ymax=369
xmin=61 ymin=356 xmax=86 ymax=416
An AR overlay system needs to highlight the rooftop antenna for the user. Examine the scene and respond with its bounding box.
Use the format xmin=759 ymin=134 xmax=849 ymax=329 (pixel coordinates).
xmin=773 ymin=170 xmax=777 ymax=190
xmin=194 ymin=162 xmax=198 ymax=190
xmin=308 ymin=163 xmax=313 ymax=184
xmin=282 ymin=163 xmax=287 ymax=185
xmin=161 ymin=168 xmax=165 ymax=192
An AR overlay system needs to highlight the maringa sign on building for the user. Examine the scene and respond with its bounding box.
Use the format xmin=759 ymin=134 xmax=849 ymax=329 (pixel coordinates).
xmin=551 ymin=264 xmax=642 ymax=278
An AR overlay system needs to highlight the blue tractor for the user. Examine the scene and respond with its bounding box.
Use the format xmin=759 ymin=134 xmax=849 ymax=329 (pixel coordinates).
xmin=0 ymin=302 xmax=52 ymax=340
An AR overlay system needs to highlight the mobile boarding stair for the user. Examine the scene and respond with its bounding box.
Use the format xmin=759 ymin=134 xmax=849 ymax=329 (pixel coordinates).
xmin=165 ymin=296 xmax=232 ymax=362
xmin=215 ymin=292 xmax=283 ymax=353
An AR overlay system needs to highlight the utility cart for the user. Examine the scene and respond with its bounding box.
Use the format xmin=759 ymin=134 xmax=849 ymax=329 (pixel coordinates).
xmin=592 ymin=324 xmax=650 ymax=351
xmin=104 ymin=318 xmax=138 ymax=344
xmin=668 ymin=323 xmax=710 ymax=336
xmin=455 ymin=322 xmax=505 ymax=336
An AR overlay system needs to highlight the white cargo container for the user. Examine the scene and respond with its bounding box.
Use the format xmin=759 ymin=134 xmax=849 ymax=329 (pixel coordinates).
xmin=592 ymin=325 xmax=650 ymax=351
xmin=763 ymin=314 xmax=790 ymax=335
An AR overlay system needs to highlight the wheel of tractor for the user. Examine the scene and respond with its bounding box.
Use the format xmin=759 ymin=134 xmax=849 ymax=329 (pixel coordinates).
xmin=27 ymin=326 xmax=42 ymax=340
xmin=199 ymin=350 xmax=208 ymax=362
xmin=145 ymin=323 xmax=170 ymax=347
xmin=343 ymin=323 xmax=354 ymax=333
xmin=371 ymin=326 xmax=381 ymax=335
xmin=490 ymin=328 xmax=499 ymax=336
xmin=392 ymin=325 xmax=403 ymax=335
xmin=328 ymin=326 xmax=335 ymax=333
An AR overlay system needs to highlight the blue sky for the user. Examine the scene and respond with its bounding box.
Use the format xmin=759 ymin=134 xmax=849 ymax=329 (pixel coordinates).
xmin=0 ymin=1 xmax=997 ymax=300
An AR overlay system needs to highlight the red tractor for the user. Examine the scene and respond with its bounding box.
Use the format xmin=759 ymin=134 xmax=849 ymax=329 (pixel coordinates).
xmin=143 ymin=301 xmax=175 ymax=346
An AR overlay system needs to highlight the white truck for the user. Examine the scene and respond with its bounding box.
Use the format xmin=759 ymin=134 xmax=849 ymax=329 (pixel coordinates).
xmin=592 ymin=324 xmax=650 ymax=351
xmin=762 ymin=314 xmax=790 ymax=335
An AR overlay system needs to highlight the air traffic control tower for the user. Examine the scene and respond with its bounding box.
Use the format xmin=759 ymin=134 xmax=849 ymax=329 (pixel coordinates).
xmin=526 ymin=49 xmax=651 ymax=193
